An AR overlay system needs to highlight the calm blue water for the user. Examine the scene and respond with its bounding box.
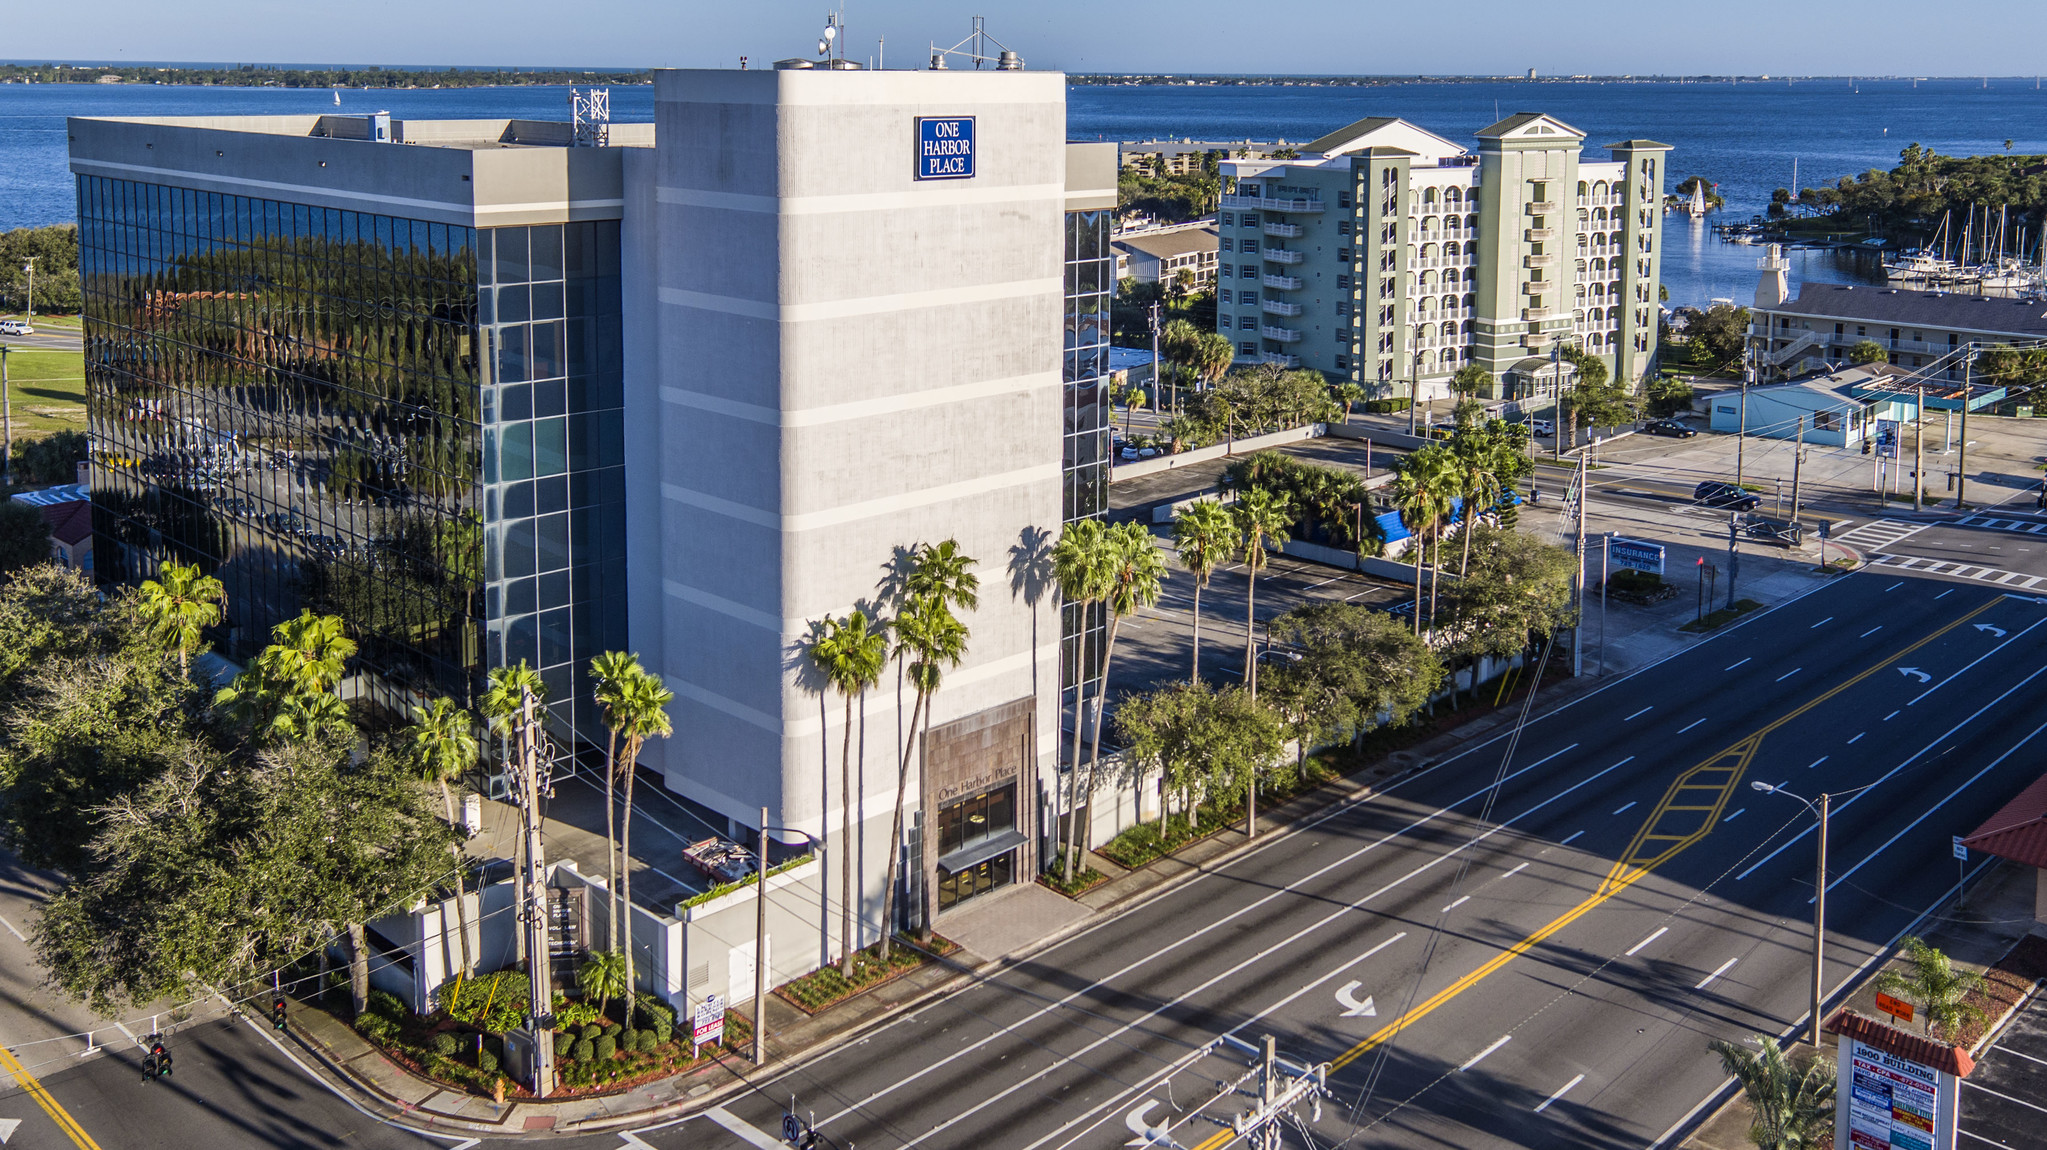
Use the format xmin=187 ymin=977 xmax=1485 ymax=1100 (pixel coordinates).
xmin=8 ymin=77 xmax=2047 ymax=308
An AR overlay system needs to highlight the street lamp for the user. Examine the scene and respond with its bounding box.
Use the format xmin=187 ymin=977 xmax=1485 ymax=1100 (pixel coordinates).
xmin=752 ymin=808 xmax=818 ymax=1066
xmin=1751 ymin=780 xmax=1829 ymax=1046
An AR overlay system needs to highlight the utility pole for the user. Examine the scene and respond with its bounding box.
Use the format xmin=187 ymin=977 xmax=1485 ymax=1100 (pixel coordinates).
xmin=1 ymin=344 xmax=11 ymax=490
xmin=754 ymin=806 xmax=770 ymax=1067
xmin=1148 ymin=301 xmax=1162 ymax=416
xmin=1955 ymin=350 xmax=1974 ymax=509
xmin=1725 ymin=514 xmax=1739 ymax=611
xmin=1812 ymin=791 xmax=1829 ymax=1047
xmin=1407 ymin=369 xmax=1419 ymax=436
xmin=1913 ymin=383 xmax=1925 ymax=512
xmin=1736 ymin=345 xmax=1751 ymax=486
xmin=19 ymin=258 xmax=34 ymax=321
xmin=1789 ymin=415 xmax=1805 ymax=525
xmin=1573 ymin=452 xmax=1587 ymax=677
xmin=512 ymin=688 xmax=556 ymax=1097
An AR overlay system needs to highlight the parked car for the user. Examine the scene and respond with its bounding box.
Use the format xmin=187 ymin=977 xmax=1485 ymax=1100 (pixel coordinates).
xmin=1693 ymin=481 xmax=1761 ymax=511
xmin=1524 ymin=418 xmax=1555 ymax=436
xmin=0 ymin=320 xmax=33 ymax=336
xmin=1643 ymin=419 xmax=1698 ymax=439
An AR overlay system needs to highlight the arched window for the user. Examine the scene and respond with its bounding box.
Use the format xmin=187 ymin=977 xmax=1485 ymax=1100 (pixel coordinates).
xmin=1420 ymin=242 xmax=1438 ymax=262
xmin=1441 ymin=293 xmax=1459 ymax=315
xmin=1464 ymin=241 xmax=1479 ymax=258
xmin=1593 ymin=180 xmax=1608 ymax=199
xmin=1462 ymin=292 xmax=1476 ymax=309
xmin=1593 ymin=208 xmax=1607 ymax=226
xmin=1591 ymin=282 xmax=1606 ymax=301
xmin=1444 ymin=188 xmax=1463 ymax=207
xmin=1591 ymin=257 xmax=1605 ymax=274
xmin=1416 ymin=296 xmax=1436 ymax=316
xmin=1574 ymin=285 xmax=1587 ymax=304
xmin=1422 ymin=187 xmax=1438 ymax=205
xmin=1440 ymin=321 xmax=1457 ymax=339
xmin=1460 ymin=319 xmax=1473 ymax=336
xmin=1577 ymin=180 xmax=1590 ymax=199
xmin=1606 ymin=306 xmax=1621 ymax=324
xmin=1419 ymin=269 xmax=1436 ymax=288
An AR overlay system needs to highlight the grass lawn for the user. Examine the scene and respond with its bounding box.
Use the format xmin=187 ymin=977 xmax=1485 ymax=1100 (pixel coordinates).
xmin=1 ymin=347 xmax=86 ymax=439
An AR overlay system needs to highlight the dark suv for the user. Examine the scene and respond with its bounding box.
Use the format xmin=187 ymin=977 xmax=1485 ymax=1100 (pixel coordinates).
xmin=1694 ymin=481 xmax=1761 ymax=511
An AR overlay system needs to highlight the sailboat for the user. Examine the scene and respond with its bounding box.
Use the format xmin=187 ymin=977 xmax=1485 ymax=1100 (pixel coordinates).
xmin=332 ymin=89 xmax=341 ymax=105
xmin=1683 ymin=182 xmax=1709 ymax=218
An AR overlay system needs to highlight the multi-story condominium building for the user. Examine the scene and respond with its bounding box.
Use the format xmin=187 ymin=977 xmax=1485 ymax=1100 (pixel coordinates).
xmin=1212 ymin=114 xmax=1669 ymax=403
xmin=68 ymin=66 xmax=1114 ymax=992
xmin=1118 ymin=138 xmax=1299 ymax=175
xmin=1112 ymin=222 xmax=1219 ymax=289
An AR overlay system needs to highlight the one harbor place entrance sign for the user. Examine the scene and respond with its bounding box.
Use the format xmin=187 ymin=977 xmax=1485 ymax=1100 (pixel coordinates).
xmin=917 ymin=116 xmax=975 ymax=179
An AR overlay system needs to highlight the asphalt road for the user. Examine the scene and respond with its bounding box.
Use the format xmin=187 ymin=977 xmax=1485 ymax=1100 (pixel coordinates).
xmin=11 ymin=568 xmax=2046 ymax=1150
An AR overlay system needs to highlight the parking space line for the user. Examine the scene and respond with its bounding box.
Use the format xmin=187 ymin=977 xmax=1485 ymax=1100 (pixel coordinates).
xmin=1848 ymin=732 xmax=1865 ymax=744
xmin=1776 ymin=667 xmax=1802 ymax=682
xmin=1807 ymin=756 xmax=1828 ymax=769
xmin=1612 ymin=801 xmax=1637 ymax=816
xmin=1810 ymin=617 xmax=1834 ymax=629
xmin=1963 ymin=1080 xmax=2047 ymax=1116
xmin=1560 ymin=831 xmax=1585 ymax=845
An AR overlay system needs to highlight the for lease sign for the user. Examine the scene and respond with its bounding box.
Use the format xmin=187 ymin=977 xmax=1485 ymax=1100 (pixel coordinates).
xmin=917 ymin=117 xmax=975 ymax=180
xmin=1846 ymin=1039 xmax=1939 ymax=1150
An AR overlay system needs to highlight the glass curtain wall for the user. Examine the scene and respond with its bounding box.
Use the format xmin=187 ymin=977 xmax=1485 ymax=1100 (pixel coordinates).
xmin=1060 ymin=209 xmax=1111 ymax=731
xmin=78 ymin=175 xmax=485 ymax=710
xmin=478 ymin=223 xmax=627 ymax=747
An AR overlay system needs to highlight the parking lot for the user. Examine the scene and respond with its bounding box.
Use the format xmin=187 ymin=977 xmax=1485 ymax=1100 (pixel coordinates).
xmin=1961 ymin=983 xmax=2047 ymax=1148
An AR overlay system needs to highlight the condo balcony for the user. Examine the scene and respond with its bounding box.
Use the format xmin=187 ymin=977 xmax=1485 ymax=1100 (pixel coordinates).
xmin=1261 ymin=299 xmax=1304 ymax=317
xmin=1259 ymin=352 xmax=1301 ymax=368
xmin=1522 ymin=307 xmax=1552 ymax=321
xmin=1523 ymin=253 xmax=1557 ymax=268
xmin=1525 ymin=201 xmax=1558 ymax=215
xmin=1525 ymin=228 xmax=1555 ymax=242
xmin=1260 ymin=324 xmax=1303 ymax=343
xmin=1262 ymin=221 xmax=1303 ymax=238
xmin=1262 ymin=273 xmax=1303 ymax=291
xmin=1263 ymin=247 xmax=1304 ymax=265
xmin=1221 ymin=194 xmax=1326 ymax=213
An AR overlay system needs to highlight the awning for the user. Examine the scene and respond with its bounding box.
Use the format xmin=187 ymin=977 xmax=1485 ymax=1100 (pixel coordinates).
xmin=936 ymin=829 xmax=1026 ymax=875
xmin=1960 ymin=770 xmax=2047 ymax=870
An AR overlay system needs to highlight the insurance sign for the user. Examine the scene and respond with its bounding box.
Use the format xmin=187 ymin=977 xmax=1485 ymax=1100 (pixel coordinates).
xmin=1609 ymin=536 xmax=1666 ymax=576
xmin=917 ymin=116 xmax=975 ymax=180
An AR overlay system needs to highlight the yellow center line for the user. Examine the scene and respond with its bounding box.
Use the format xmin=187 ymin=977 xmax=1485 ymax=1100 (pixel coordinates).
xmin=0 ymin=1042 xmax=102 ymax=1150
xmin=1187 ymin=595 xmax=2002 ymax=1150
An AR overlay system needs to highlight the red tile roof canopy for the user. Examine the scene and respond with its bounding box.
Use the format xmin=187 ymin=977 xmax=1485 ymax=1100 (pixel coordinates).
xmin=1825 ymin=1009 xmax=1975 ymax=1078
xmin=1961 ymin=770 xmax=2047 ymax=870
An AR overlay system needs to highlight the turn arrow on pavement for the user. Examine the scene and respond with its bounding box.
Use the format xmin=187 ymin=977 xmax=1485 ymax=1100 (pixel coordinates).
xmin=1335 ymin=981 xmax=1379 ymax=1018
xmin=1897 ymin=666 xmax=1933 ymax=683
xmin=0 ymin=1118 xmax=18 ymax=1144
xmin=1975 ymin=623 xmax=2009 ymax=637
xmin=1124 ymin=1100 xmax=1182 ymax=1147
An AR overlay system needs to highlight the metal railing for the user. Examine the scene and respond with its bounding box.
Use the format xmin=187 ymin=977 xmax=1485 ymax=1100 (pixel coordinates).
xmin=1260 ymin=324 xmax=1303 ymax=343
xmin=1222 ymin=194 xmax=1326 ymax=213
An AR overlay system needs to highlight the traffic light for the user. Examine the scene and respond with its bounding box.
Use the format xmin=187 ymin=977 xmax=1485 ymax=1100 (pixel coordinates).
xmin=150 ymin=1040 xmax=172 ymax=1078
xmin=271 ymin=998 xmax=288 ymax=1031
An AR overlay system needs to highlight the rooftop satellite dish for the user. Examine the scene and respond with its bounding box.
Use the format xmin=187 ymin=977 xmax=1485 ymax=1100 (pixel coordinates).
xmin=823 ymin=24 xmax=837 ymax=40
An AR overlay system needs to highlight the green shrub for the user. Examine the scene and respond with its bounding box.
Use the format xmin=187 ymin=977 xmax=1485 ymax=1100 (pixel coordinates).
xmin=1363 ymin=397 xmax=1411 ymax=413
xmin=580 ymin=1023 xmax=601 ymax=1042
xmin=437 ymin=970 xmax=531 ymax=1034
xmin=620 ymin=1027 xmax=640 ymax=1051
xmin=478 ymin=1049 xmax=499 ymax=1076
xmin=430 ymin=1032 xmax=460 ymax=1057
xmin=554 ymin=1031 xmax=575 ymax=1057
xmin=593 ymin=1034 xmax=616 ymax=1061
xmin=572 ymin=1037 xmax=595 ymax=1064
xmin=635 ymin=997 xmax=676 ymax=1033
xmin=653 ymin=1021 xmax=673 ymax=1045
xmin=635 ymin=1030 xmax=659 ymax=1054
xmin=365 ymin=990 xmax=407 ymax=1022
xmin=551 ymin=994 xmax=601 ymax=1029
xmin=354 ymin=1014 xmax=397 ymax=1043
xmin=601 ymin=1021 xmax=621 ymax=1039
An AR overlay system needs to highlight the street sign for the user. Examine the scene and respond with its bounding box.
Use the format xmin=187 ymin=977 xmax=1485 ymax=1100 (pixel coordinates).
xmin=692 ymin=993 xmax=726 ymax=1051
xmin=1952 ymin=836 xmax=1968 ymax=861
xmin=1875 ymin=992 xmax=1915 ymax=1023
xmin=1609 ymin=536 xmax=1666 ymax=576
xmin=1875 ymin=419 xmax=1899 ymax=459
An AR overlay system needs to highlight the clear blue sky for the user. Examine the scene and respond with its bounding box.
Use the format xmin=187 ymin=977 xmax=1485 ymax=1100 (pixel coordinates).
xmin=10 ymin=0 xmax=2047 ymax=76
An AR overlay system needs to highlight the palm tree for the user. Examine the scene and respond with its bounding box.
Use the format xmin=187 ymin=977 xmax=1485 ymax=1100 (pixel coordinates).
xmin=1073 ymin=522 xmax=1167 ymax=854
xmin=1172 ymin=501 xmax=1238 ymax=683
xmin=135 ymin=559 xmax=224 ymax=679
xmin=1875 ymin=936 xmax=1987 ymax=1041
xmin=1392 ymin=447 xmax=1456 ymax=636
xmin=905 ymin=539 xmax=980 ymax=616
xmin=1708 ymin=1035 xmax=1835 ymax=1150
xmin=1450 ymin=425 xmax=1507 ymax=577
xmin=588 ymin=651 xmax=639 ymax=965
xmin=405 ymin=697 xmax=480 ymax=978
xmin=594 ymin=659 xmax=674 ymax=1002
xmin=1051 ymin=519 xmax=1114 ymax=883
xmin=879 ymin=595 xmax=967 ymax=958
xmin=1232 ymin=488 xmax=1293 ymax=699
xmin=807 ymin=612 xmax=889 ymax=972
xmin=256 ymin=609 xmax=356 ymax=696
xmin=578 ymin=948 xmax=630 ymax=1023
xmin=1333 ymin=381 xmax=1366 ymax=423
xmin=480 ymin=660 xmax=546 ymax=736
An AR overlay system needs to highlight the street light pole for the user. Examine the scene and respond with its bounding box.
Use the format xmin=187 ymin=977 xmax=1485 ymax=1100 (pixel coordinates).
xmin=750 ymin=814 xmax=818 ymax=1067
xmin=19 ymin=258 xmax=34 ymax=321
xmin=1752 ymin=781 xmax=1829 ymax=1046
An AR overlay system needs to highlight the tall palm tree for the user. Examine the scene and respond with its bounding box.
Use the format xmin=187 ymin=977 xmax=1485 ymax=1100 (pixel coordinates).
xmin=480 ymin=660 xmax=546 ymax=736
xmin=1450 ymin=425 xmax=1507 ymax=577
xmin=1073 ymin=522 xmax=1168 ymax=863
xmin=1232 ymin=488 xmax=1293 ymax=699
xmin=135 ymin=559 xmax=224 ymax=679
xmin=1051 ymin=519 xmax=1114 ymax=883
xmin=595 ymin=660 xmax=674 ymax=1004
xmin=1172 ymin=501 xmax=1238 ymax=683
xmin=1392 ymin=448 xmax=1455 ymax=636
xmin=879 ymin=595 xmax=967 ymax=958
xmin=405 ymin=697 xmax=480 ymax=978
xmin=1875 ymin=936 xmax=1987 ymax=1041
xmin=1708 ymin=1035 xmax=1835 ymax=1150
xmin=808 ymin=611 xmax=889 ymax=972
xmin=1333 ymin=381 xmax=1366 ymax=423
xmin=588 ymin=651 xmax=639 ymax=963
xmin=256 ymin=609 xmax=356 ymax=696
xmin=905 ymin=539 xmax=980 ymax=616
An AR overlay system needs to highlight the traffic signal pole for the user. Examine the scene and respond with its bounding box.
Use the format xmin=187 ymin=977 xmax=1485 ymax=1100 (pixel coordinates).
xmin=516 ymin=688 xmax=556 ymax=1096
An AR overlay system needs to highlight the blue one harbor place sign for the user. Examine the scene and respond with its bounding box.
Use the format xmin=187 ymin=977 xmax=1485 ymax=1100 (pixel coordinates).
xmin=917 ymin=116 xmax=975 ymax=180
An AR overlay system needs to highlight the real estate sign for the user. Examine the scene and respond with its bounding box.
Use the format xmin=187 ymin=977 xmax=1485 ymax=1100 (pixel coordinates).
xmin=692 ymin=993 xmax=726 ymax=1052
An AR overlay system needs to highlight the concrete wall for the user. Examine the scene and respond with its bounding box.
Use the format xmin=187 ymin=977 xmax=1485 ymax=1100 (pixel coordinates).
xmin=1110 ymin=423 xmax=1326 ymax=481
xmin=625 ymin=68 xmax=1067 ymax=946
xmin=674 ymin=858 xmax=829 ymax=1012
xmin=366 ymin=878 xmax=520 ymax=1016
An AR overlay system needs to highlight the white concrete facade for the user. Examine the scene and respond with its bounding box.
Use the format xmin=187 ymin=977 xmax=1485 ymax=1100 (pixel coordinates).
xmin=622 ymin=68 xmax=1066 ymax=946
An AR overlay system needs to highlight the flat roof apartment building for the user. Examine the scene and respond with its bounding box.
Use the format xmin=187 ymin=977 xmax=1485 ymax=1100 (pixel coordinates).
xmin=69 ymin=67 xmax=1116 ymax=991
xmin=1752 ymin=252 xmax=2047 ymax=382
xmin=1214 ymin=114 xmax=1668 ymax=403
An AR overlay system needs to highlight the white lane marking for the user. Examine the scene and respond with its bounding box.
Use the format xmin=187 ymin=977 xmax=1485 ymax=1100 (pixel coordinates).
xmin=1722 ymin=808 xmax=1745 ymax=822
xmin=1678 ymin=718 xmax=1707 ymax=734
xmin=1936 ymin=588 xmax=1955 ymax=599
xmin=1820 ymin=715 xmax=2047 ymax=904
xmin=1625 ymin=927 xmax=1669 ymax=957
xmin=1885 ymin=710 xmax=1900 ymax=721
xmin=1861 ymin=626 xmax=1884 ymax=638
xmin=1459 ymin=1035 xmax=1511 ymax=1071
xmin=1776 ymin=667 xmax=1802 ymax=682
xmin=1534 ymin=1073 xmax=1586 ymax=1114
xmin=709 ymin=1107 xmax=789 ymax=1150
xmin=1724 ymin=658 xmax=1751 ymax=671
xmin=1503 ymin=862 xmax=1530 ymax=878
xmin=1807 ymin=756 xmax=1828 ymax=770
xmin=1695 ymin=957 xmax=1739 ymax=989
xmin=821 ymin=738 xmax=1574 ymax=1127
xmin=1847 ymin=732 xmax=1866 ymax=744
xmin=1561 ymin=830 xmax=1585 ymax=846
xmin=1625 ymin=706 xmax=1654 ymax=721
xmin=1910 ymin=612 xmax=2047 ymax=706
xmin=1612 ymin=801 xmax=1638 ymax=816
xmin=1810 ymin=617 xmax=1834 ymax=629
xmin=0 ymin=915 xmax=23 ymax=942
xmin=1885 ymin=582 xmax=1904 ymax=592
xmin=1443 ymin=895 xmax=1471 ymax=913
xmin=1738 ymin=660 xmax=2047 ymax=882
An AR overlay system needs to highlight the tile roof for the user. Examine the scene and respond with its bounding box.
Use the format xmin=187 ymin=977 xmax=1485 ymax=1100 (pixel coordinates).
xmin=1766 ymin=283 xmax=2047 ymax=338
xmin=38 ymin=499 xmax=91 ymax=547
xmin=1825 ymin=1009 xmax=1976 ymax=1077
xmin=1961 ymin=770 xmax=2047 ymax=870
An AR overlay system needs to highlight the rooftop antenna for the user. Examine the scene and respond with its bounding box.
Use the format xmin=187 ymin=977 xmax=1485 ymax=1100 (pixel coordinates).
xmin=570 ymin=87 xmax=610 ymax=147
xmin=929 ymin=15 xmax=1023 ymax=70
xmin=817 ymin=8 xmax=844 ymax=66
